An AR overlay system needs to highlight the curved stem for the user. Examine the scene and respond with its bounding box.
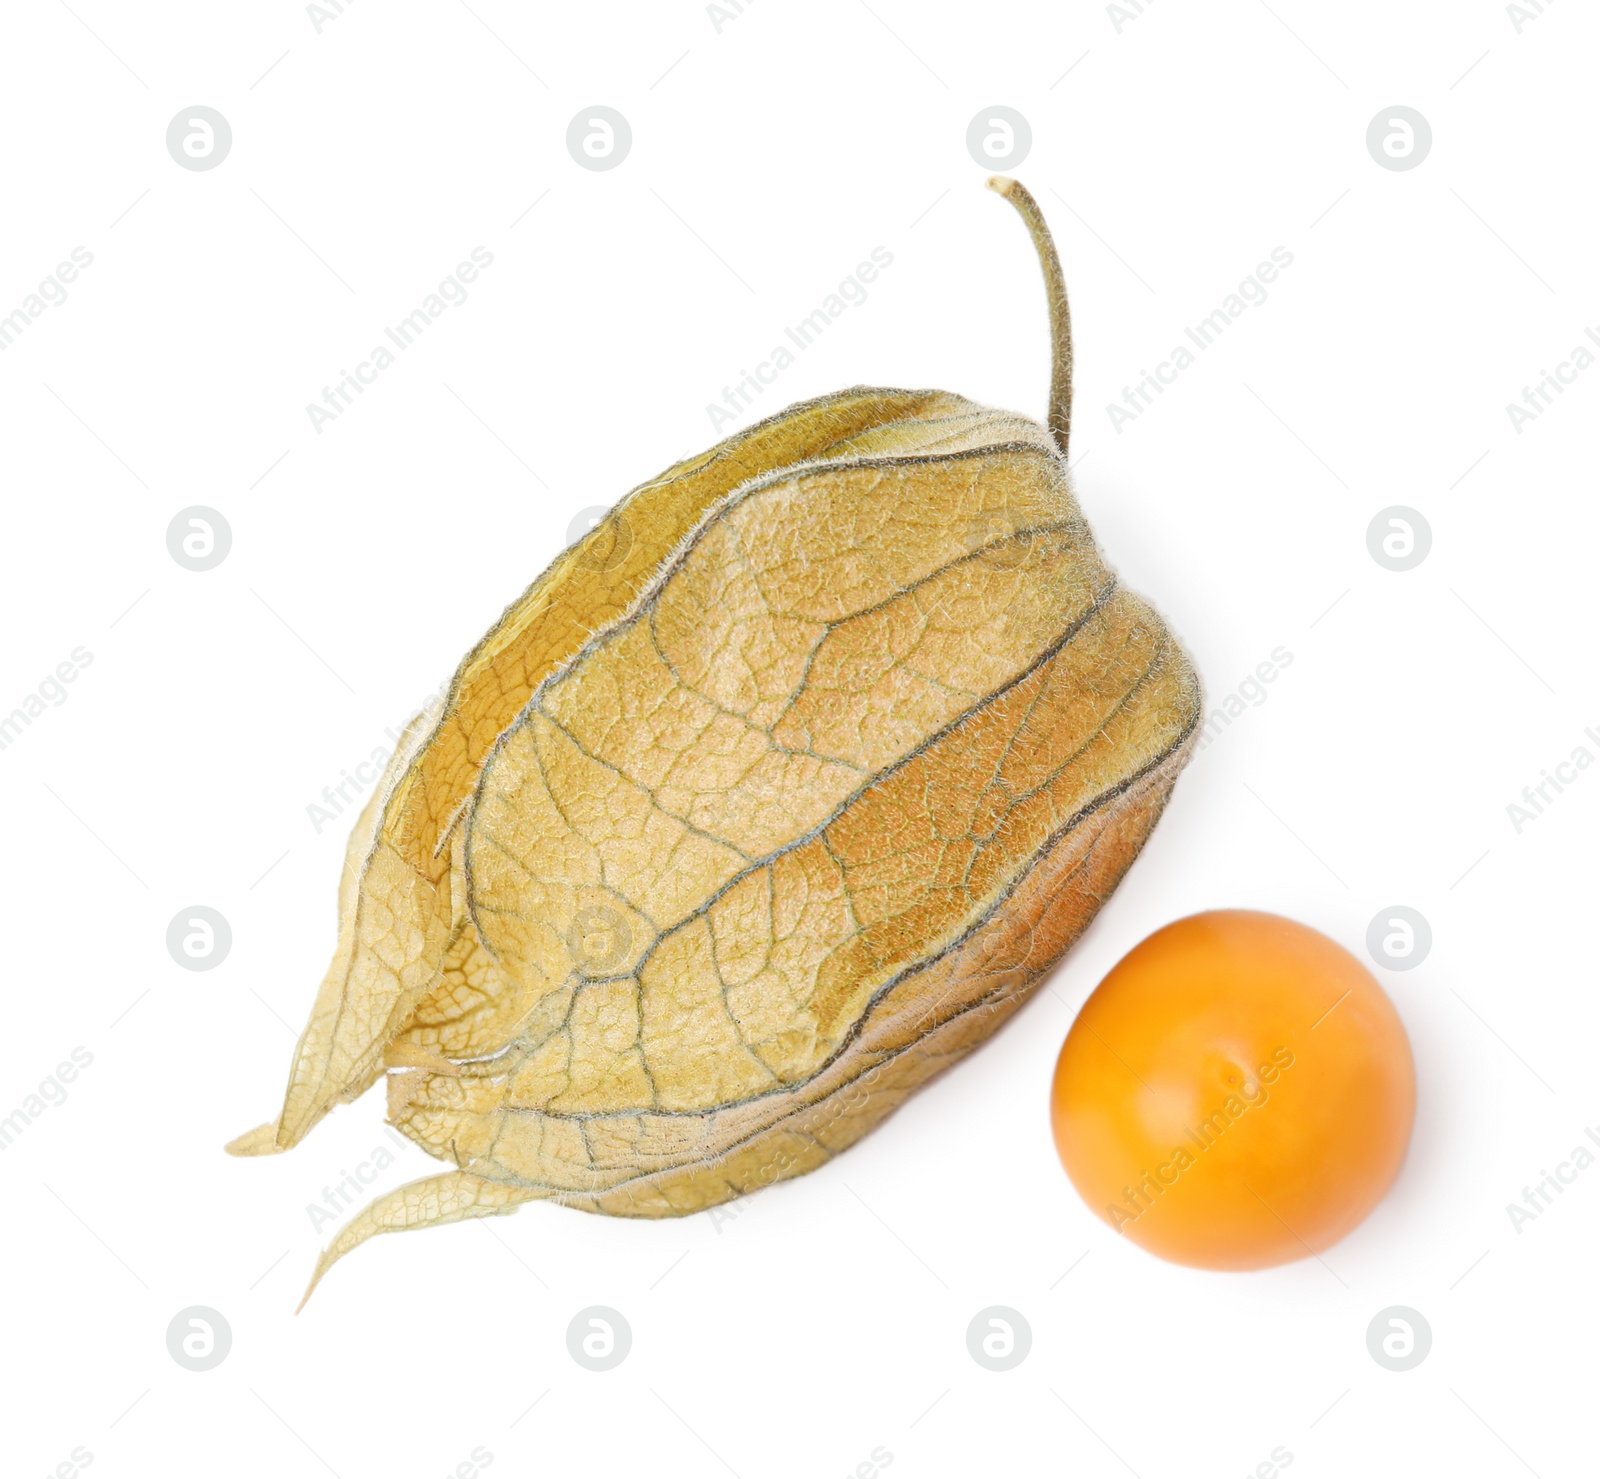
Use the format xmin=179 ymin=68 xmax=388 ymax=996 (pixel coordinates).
xmin=987 ymin=175 xmax=1072 ymax=461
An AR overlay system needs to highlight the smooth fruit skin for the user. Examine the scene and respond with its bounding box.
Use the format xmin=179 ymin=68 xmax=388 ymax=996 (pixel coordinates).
xmin=1050 ymin=910 xmax=1416 ymax=1270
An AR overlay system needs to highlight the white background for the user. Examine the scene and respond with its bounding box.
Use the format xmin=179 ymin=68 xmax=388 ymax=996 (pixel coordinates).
xmin=3 ymin=2 xmax=1597 ymax=1475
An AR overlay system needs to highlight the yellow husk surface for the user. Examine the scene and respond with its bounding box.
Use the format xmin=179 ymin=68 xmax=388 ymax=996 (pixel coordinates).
xmin=228 ymin=180 xmax=1201 ymax=1305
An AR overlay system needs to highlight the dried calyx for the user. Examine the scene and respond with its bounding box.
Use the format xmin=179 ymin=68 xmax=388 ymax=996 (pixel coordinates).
xmin=229 ymin=179 xmax=1200 ymax=1307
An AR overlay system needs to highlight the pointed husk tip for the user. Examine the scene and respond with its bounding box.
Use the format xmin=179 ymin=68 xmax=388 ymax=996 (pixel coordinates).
xmin=224 ymin=1121 xmax=284 ymax=1157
